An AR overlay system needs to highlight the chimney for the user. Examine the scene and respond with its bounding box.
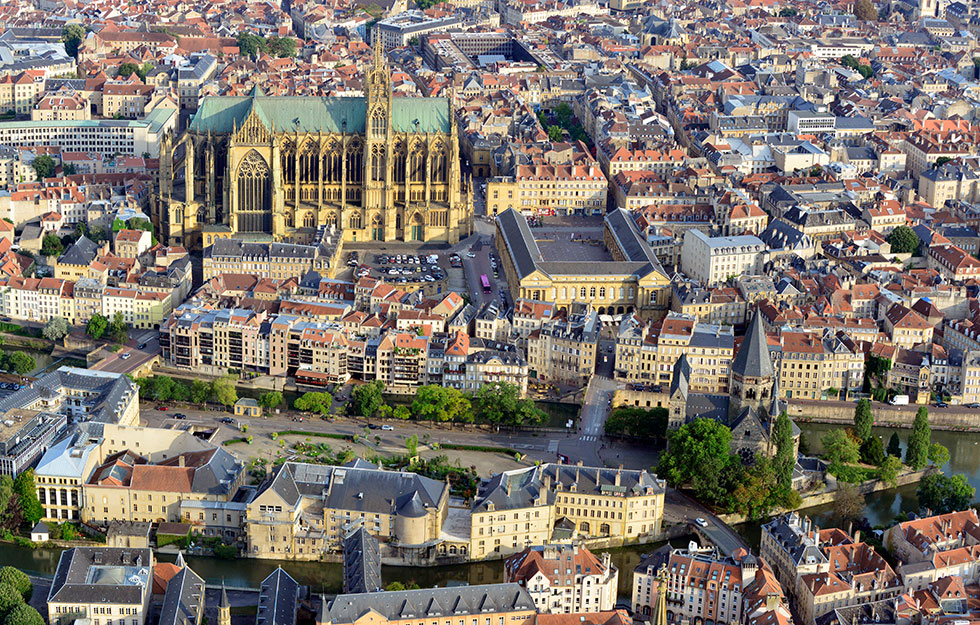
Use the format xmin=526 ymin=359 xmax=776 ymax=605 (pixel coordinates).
xmin=178 ymin=455 xmax=185 ymax=468
xmin=615 ymin=469 xmax=622 ymax=486
xmin=854 ymin=529 xmax=861 ymax=543
xmin=505 ymin=478 xmax=511 ymax=497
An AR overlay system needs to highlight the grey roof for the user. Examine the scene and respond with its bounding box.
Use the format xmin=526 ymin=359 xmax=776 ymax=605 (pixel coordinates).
xmin=343 ymin=527 xmax=382 ymax=594
xmin=759 ymin=220 xmax=812 ymax=251
xmin=206 ymin=238 xmax=319 ymax=261
xmin=495 ymin=209 xmax=541 ymax=280
xmin=159 ymin=565 xmax=205 ymax=625
xmin=761 ymin=512 xmax=828 ymax=568
xmin=472 ymin=463 xmax=664 ymax=513
xmin=257 ymin=568 xmax=299 ymax=625
xmin=732 ymin=311 xmax=774 ymax=379
xmin=669 ymin=354 xmax=691 ymax=401
xmin=48 ymin=547 xmax=153 ymax=605
xmin=256 ymin=462 xmax=447 ymax=519
xmin=58 ymin=235 xmax=100 ymax=266
xmin=1 ymin=367 xmax=137 ymax=425
xmin=326 ymin=583 xmax=535 ymax=623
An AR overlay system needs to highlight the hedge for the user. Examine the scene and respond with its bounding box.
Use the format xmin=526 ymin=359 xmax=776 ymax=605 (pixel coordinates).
xmin=439 ymin=443 xmax=521 ymax=455
xmin=275 ymin=430 xmax=351 ymax=440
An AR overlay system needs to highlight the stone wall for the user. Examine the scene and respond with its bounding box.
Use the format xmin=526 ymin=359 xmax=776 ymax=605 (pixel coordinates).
xmin=786 ymin=398 xmax=980 ymax=431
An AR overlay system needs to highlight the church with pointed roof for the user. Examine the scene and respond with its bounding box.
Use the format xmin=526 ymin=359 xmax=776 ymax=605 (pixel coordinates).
xmin=155 ymin=41 xmax=473 ymax=250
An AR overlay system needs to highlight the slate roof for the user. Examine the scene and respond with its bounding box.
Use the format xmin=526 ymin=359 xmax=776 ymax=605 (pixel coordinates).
xmin=0 ymin=366 xmax=137 ymax=425
xmin=257 ymin=568 xmax=299 ymax=625
xmin=48 ymin=547 xmax=152 ymax=606
xmin=189 ymin=95 xmax=450 ymax=135
xmin=325 ymin=583 xmax=535 ymax=623
xmin=472 ymin=463 xmax=663 ymax=513
xmin=732 ymin=311 xmax=774 ymax=379
xmin=58 ymin=235 xmax=100 ymax=266
xmin=343 ymin=526 xmax=382 ymax=594
xmin=159 ymin=565 xmax=205 ymax=625
xmin=256 ymin=462 xmax=446 ymax=519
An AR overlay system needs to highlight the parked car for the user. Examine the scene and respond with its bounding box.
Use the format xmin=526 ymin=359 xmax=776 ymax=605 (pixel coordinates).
xmin=173 ymin=413 xmax=187 ymax=419
xmin=935 ymin=402 xmax=949 ymax=408
xmin=156 ymin=405 xmax=168 ymax=411
xmin=120 ymin=353 xmax=131 ymax=360
xmin=367 ymin=423 xmax=380 ymax=430
xmin=381 ymin=425 xmax=394 ymax=431
xmin=694 ymin=518 xmax=708 ymax=527
xmin=220 ymin=417 xmax=236 ymax=424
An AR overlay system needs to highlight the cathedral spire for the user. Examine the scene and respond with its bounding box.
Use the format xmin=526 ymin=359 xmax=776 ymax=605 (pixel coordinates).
xmin=372 ymin=36 xmax=385 ymax=72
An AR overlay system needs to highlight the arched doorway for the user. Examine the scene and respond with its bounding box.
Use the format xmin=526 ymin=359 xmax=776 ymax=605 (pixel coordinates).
xmin=371 ymin=214 xmax=384 ymax=240
xmin=600 ymin=523 xmax=610 ymax=536
xmin=410 ymin=213 xmax=424 ymax=241
xmin=579 ymin=522 xmax=590 ymax=534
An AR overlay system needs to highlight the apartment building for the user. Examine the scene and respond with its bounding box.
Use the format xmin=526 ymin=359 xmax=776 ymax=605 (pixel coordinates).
xmin=0 ymin=409 xmax=66 ymax=476
xmin=927 ymin=244 xmax=980 ymax=281
xmin=797 ymin=541 xmax=902 ymax=625
xmin=0 ymin=107 xmax=176 ymax=158
xmin=202 ymin=238 xmax=341 ymax=281
xmin=760 ymin=513 xmax=853 ymax=603
xmin=632 ymin=544 xmax=759 ymax=625
xmin=774 ymin=331 xmax=864 ymax=400
xmin=884 ymin=510 xmax=980 ymax=564
xmin=470 ymin=463 xmax=665 ymax=560
xmin=486 ymin=165 xmax=607 ymax=217
xmin=0 ymin=366 xmax=139 ymax=426
xmin=680 ymin=230 xmax=768 ymax=286
xmin=883 ymin=304 xmax=934 ymax=349
xmin=0 ymin=71 xmax=43 ymax=117
xmin=919 ymin=163 xmax=980 ymax=208
xmin=114 ymin=229 xmax=152 ymax=258
xmin=48 ymin=547 xmax=154 ymax=625
xmin=527 ymin=307 xmax=600 ymax=386
xmin=505 ymin=544 xmax=618 ymax=614
xmin=245 ymin=461 xmax=449 ymax=560
xmin=615 ymin=312 xmax=734 ymax=393
xmin=320 ymin=584 xmax=536 ymax=625
xmin=102 ymin=82 xmax=156 ymax=119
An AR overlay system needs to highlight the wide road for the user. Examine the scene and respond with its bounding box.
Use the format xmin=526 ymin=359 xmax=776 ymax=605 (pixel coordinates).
xmin=665 ymin=489 xmax=750 ymax=556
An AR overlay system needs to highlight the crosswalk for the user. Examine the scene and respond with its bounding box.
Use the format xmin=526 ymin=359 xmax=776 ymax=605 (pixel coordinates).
xmin=579 ymin=435 xmax=598 ymax=442
xmin=547 ymin=440 xmax=559 ymax=452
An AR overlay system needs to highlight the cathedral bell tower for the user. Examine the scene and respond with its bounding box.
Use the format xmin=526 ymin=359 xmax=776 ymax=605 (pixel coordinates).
xmin=365 ymin=38 xmax=392 ymax=215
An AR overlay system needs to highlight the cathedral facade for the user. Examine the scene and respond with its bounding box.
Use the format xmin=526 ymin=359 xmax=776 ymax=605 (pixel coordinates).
xmin=154 ymin=46 xmax=473 ymax=249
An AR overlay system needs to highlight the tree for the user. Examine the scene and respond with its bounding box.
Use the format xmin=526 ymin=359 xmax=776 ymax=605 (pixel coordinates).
xmin=853 ymin=0 xmax=877 ymax=21
xmin=212 ymin=376 xmax=238 ymax=407
xmin=405 ymin=434 xmax=418 ymax=457
xmin=887 ymin=431 xmax=902 ymax=458
xmin=905 ymin=406 xmax=930 ymax=470
xmin=841 ymin=55 xmax=860 ymax=69
xmin=853 ymin=399 xmax=873 ymax=442
xmin=934 ymin=156 xmax=954 ymax=168
xmin=32 ymin=155 xmax=55 ymax=181
xmin=117 ymin=62 xmax=139 ymax=79
xmin=170 ymin=381 xmax=190 ymax=402
xmin=879 ymin=455 xmax=902 ymax=487
xmin=151 ymin=376 xmax=175 ymax=402
xmin=267 ymin=36 xmax=296 ymax=58
xmin=3 ymin=604 xmax=43 ymax=625
xmin=928 ymin=442 xmax=950 ymax=468
xmin=40 ymin=234 xmax=63 ymax=257
xmin=0 ymin=583 xmax=22 ymax=618
xmin=820 ymin=429 xmax=860 ymax=465
xmin=12 ymin=471 xmax=41 ymax=527
xmin=236 ymin=32 xmax=265 ymax=58
xmin=917 ymin=473 xmax=975 ymax=514
xmin=3 ymin=352 xmax=34 ymax=376
xmin=834 ymin=483 xmax=865 ymax=521
xmin=350 ymin=380 xmax=385 ymax=417
xmin=657 ymin=419 xmax=739 ymax=507
xmin=412 ymin=385 xmax=471 ymax=422
xmin=0 ymin=478 xmax=14 ymax=530
xmin=887 ymin=225 xmax=920 ymax=254
xmin=61 ymin=24 xmax=86 ymax=58
xmin=109 ymin=311 xmax=128 ymax=344
xmin=293 ymin=392 xmax=332 ymax=416
xmin=859 ymin=436 xmax=886 ymax=466
xmin=393 ymin=405 xmax=411 ymax=420
xmin=604 ymin=407 xmax=669 ymax=441
xmin=0 ymin=569 xmax=29 ymax=603
xmin=474 ymin=382 xmax=544 ymax=427
xmin=772 ymin=411 xmax=795 ymax=492
xmin=86 ymin=313 xmax=108 ymax=340
xmin=857 ymin=64 xmax=874 ymax=79
xmin=547 ymin=126 xmax=563 ymax=142
xmin=42 ymin=317 xmax=70 ymax=342
xmin=258 ymin=391 xmax=283 ymax=413
xmin=190 ymin=379 xmax=211 ymax=404
xmin=778 ymin=7 xmax=797 ymax=15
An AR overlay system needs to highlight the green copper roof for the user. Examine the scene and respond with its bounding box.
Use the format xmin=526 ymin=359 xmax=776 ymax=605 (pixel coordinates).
xmin=188 ymin=96 xmax=450 ymax=135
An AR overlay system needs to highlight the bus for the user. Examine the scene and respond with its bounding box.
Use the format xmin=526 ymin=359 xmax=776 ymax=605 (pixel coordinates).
xmin=480 ymin=274 xmax=491 ymax=294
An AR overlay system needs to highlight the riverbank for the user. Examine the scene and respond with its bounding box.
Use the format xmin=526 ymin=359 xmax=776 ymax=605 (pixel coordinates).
xmin=787 ymin=398 xmax=980 ymax=432
xmin=717 ymin=466 xmax=935 ymax=526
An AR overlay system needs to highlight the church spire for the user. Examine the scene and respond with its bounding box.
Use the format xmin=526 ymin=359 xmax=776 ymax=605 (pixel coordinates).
xmin=732 ymin=310 xmax=773 ymax=379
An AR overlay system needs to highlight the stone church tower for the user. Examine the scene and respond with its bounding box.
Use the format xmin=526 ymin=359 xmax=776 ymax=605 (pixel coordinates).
xmin=730 ymin=311 xmax=775 ymax=417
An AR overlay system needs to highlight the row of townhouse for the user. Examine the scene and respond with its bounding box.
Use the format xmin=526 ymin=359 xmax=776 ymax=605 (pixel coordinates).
xmin=0 ymin=275 xmax=175 ymax=328
xmin=162 ymin=306 xmax=530 ymax=394
xmin=631 ymin=542 xmax=795 ymax=625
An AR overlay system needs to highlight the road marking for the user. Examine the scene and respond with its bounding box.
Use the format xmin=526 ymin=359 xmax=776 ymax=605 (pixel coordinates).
xmin=579 ymin=435 xmax=597 ymax=442
xmin=547 ymin=440 xmax=558 ymax=452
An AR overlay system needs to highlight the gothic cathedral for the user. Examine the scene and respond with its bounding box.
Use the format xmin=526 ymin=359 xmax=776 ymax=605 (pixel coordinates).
xmin=154 ymin=43 xmax=473 ymax=249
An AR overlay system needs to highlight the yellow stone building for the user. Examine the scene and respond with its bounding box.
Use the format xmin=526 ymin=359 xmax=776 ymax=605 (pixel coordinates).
xmin=495 ymin=209 xmax=670 ymax=318
xmin=155 ymin=43 xmax=473 ymax=249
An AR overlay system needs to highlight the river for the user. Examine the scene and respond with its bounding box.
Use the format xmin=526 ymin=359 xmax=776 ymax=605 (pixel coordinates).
xmin=5 ymin=421 xmax=975 ymax=595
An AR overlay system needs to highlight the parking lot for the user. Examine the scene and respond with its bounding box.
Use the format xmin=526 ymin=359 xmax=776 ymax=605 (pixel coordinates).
xmin=346 ymin=251 xmax=448 ymax=285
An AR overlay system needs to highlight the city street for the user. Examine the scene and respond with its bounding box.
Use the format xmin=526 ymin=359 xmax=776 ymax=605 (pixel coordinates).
xmin=91 ymin=329 xmax=161 ymax=374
